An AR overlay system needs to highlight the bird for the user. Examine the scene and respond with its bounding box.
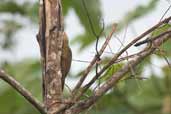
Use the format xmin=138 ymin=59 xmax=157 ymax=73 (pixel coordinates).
xmin=61 ymin=32 xmax=72 ymax=90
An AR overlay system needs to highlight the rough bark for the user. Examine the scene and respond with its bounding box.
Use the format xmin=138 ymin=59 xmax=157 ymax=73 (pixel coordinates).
xmin=37 ymin=0 xmax=64 ymax=114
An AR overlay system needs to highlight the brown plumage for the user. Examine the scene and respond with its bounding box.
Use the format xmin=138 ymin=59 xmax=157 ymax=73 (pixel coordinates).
xmin=61 ymin=32 xmax=72 ymax=90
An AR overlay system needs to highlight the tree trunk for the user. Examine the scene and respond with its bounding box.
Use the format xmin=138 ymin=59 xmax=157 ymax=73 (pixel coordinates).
xmin=38 ymin=0 xmax=64 ymax=114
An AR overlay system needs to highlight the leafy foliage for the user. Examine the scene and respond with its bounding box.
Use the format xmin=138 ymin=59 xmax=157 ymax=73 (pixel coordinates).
xmin=67 ymin=0 xmax=103 ymax=50
xmin=87 ymin=75 xmax=169 ymax=114
xmin=151 ymin=23 xmax=171 ymax=57
xmin=99 ymin=63 xmax=123 ymax=82
xmin=0 ymin=1 xmax=38 ymax=49
xmin=0 ymin=59 xmax=42 ymax=114
xmin=0 ymin=20 xmax=22 ymax=49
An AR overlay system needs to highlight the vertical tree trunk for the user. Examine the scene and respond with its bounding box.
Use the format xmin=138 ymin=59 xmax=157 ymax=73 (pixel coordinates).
xmin=38 ymin=0 xmax=64 ymax=114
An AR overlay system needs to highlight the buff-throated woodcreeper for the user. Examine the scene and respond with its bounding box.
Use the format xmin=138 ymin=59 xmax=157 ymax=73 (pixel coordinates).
xmin=61 ymin=32 xmax=72 ymax=90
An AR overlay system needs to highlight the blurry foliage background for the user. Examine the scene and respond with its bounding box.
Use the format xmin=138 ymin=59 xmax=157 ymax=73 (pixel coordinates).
xmin=0 ymin=0 xmax=171 ymax=114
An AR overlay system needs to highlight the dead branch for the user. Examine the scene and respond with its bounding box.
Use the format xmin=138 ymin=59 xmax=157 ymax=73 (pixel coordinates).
xmin=67 ymin=30 xmax=171 ymax=114
xmin=50 ymin=16 xmax=171 ymax=114
xmin=0 ymin=69 xmax=46 ymax=114
xmin=72 ymin=16 xmax=171 ymax=102
xmin=73 ymin=23 xmax=117 ymax=94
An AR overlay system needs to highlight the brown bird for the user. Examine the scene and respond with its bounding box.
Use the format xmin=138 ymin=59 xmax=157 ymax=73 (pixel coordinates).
xmin=61 ymin=32 xmax=72 ymax=90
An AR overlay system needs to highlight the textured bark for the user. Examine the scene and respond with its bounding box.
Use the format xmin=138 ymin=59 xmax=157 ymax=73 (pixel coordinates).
xmin=38 ymin=0 xmax=64 ymax=114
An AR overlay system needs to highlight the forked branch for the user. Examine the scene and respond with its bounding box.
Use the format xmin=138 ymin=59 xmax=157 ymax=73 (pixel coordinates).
xmin=67 ymin=28 xmax=171 ymax=114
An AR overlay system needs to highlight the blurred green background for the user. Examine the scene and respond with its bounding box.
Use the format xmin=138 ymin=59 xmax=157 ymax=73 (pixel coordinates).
xmin=0 ymin=0 xmax=171 ymax=114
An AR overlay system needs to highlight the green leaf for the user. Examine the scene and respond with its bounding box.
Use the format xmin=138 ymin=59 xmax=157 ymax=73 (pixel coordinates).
xmin=0 ymin=59 xmax=42 ymax=114
xmin=99 ymin=63 xmax=123 ymax=82
xmin=26 ymin=2 xmax=39 ymax=22
xmin=0 ymin=20 xmax=22 ymax=49
xmin=71 ymin=32 xmax=97 ymax=50
xmin=71 ymin=0 xmax=103 ymax=50
xmin=151 ymin=24 xmax=171 ymax=38
xmin=151 ymin=23 xmax=171 ymax=57
xmin=62 ymin=0 xmax=72 ymax=16
xmin=0 ymin=1 xmax=26 ymax=14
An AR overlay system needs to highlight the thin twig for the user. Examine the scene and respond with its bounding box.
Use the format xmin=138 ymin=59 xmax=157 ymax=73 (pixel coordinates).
xmin=52 ymin=23 xmax=117 ymax=114
xmin=82 ymin=0 xmax=105 ymax=95
xmin=73 ymin=16 xmax=171 ymax=101
xmin=72 ymin=23 xmax=117 ymax=94
xmin=54 ymin=17 xmax=171 ymax=114
xmin=163 ymin=56 xmax=171 ymax=71
xmin=72 ymin=50 xmax=148 ymax=64
xmin=0 ymin=69 xmax=46 ymax=114
xmin=67 ymin=32 xmax=171 ymax=114
xmin=134 ymin=30 xmax=171 ymax=46
xmin=72 ymin=59 xmax=90 ymax=63
xmin=157 ymin=47 xmax=171 ymax=71
xmin=159 ymin=4 xmax=171 ymax=22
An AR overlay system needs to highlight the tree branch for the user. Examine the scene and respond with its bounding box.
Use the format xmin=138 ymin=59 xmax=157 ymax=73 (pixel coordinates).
xmin=0 ymin=69 xmax=46 ymax=114
xmin=72 ymin=16 xmax=171 ymax=102
xmin=67 ymin=32 xmax=171 ymax=114
xmin=72 ymin=23 xmax=117 ymax=94
xmin=38 ymin=0 xmax=64 ymax=113
xmin=49 ymin=16 xmax=171 ymax=114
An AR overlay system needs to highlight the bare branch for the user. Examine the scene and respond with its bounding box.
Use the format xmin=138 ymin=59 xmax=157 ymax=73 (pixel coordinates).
xmin=72 ymin=16 xmax=171 ymax=102
xmin=68 ymin=32 xmax=171 ymax=114
xmin=134 ymin=30 xmax=171 ymax=46
xmin=0 ymin=70 xmax=46 ymax=114
xmin=73 ymin=23 xmax=117 ymax=94
xmin=51 ymin=16 xmax=171 ymax=114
